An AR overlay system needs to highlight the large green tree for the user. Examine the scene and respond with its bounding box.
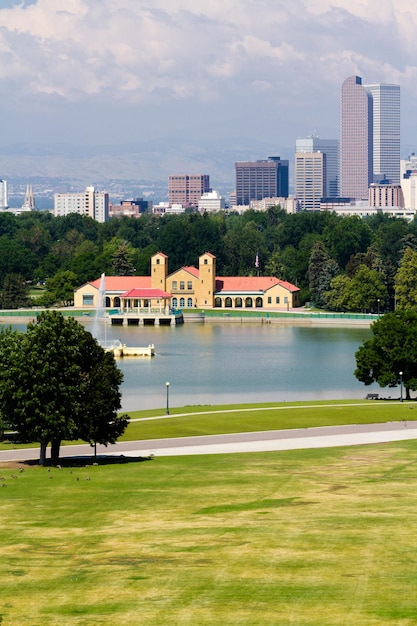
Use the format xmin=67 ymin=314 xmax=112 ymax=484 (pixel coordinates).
xmin=355 ymin=310 xmax=417 ymax=399
xmin=394 ymin=247 xmax=417 ymax=310
xmin=0 ymin=273 xmax=32 ymax=309
xmin=0 ymin=311 xmax=128 ymax=464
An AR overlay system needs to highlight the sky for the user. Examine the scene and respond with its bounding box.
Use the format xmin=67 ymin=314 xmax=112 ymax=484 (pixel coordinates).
xmin=1 ymin=0 xmax=417 ymax=160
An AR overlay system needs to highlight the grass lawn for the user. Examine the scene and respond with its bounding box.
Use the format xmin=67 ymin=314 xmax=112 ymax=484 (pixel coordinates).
xmin=0 ymin=399 xmax=413 ymax=451
xmin=120 ymin=399 xmax=413 ymax=442
xmin=1 ymin=440 xmax=417 ymax=624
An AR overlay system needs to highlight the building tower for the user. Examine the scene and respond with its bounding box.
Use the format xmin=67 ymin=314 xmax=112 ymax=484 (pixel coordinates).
xmin=294 ymin=151 xmax=326 ymax=211
xmin=168 ymin=175 xmax=210 ymax=207
xmin=235 ymin=157 xmax=289 ymax=206
xmin=0 ymin=179 xmax=7 ymax=210
xmin=196 ymin=252 xmax=216 ymax=308
xmin=340 ymin=76 xmax=373 ymax=200
xmin=151 ymin=252 xmax=168 ymax=290
xmin=363 ymin=82 xmax=400 ymax=184
xmin=22 ymin=184 xmax=35 ymax=210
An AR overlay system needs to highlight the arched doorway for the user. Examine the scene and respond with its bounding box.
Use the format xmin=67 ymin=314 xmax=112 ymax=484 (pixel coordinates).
xmin=235 ymin=297 xmax=242 ymax=308
xmin=225 ymin=297 xmax=232 ymax=308
xmin=245 ymin=297 xmax=253 ymax=308
xmin=214 ymin=297 xmax=222 ymax=307
xmin=255 ymin=297 xmax=263 ymax=308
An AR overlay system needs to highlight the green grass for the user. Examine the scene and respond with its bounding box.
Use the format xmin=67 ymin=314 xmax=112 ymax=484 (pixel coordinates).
xmin=120 ymin=399 xmax=413 ymax=441
xmin=1 ymin=440 xmax=417 ymax=624
xmin=1 ymin=399 xmax=413 ymax=451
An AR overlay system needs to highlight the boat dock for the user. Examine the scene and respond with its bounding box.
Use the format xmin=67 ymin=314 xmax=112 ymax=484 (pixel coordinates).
xmin=108 ymin=309 xmax=183 ymax=327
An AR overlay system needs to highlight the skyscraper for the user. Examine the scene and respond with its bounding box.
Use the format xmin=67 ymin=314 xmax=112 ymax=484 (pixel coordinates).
xmin=340 ymin=75 xmax=373 ymax=200
xmin=363 ymin=82 xmax=401 ymax=184
xmin=235 ymin=157 xmax=289 ymax=206
xmin=294 ymin=151 xmax=325 ymax=211
xmin=168 ymin=175 xmax=210 ymax=207
xmin=295 ymin=136 xmax=339 ymax=210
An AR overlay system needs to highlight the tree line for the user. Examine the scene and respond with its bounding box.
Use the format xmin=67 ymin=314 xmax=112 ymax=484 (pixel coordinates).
xmin=2 ymin=207 xmax=417 ymax=312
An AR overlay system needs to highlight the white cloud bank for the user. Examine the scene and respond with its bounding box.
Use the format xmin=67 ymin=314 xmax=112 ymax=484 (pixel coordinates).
xmin=0 ymin=0 xmax=416 ymax=148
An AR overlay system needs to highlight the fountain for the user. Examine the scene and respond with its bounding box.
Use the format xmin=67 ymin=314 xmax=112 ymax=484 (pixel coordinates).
xmin=92 ymin=273 xmax=155 ymax=357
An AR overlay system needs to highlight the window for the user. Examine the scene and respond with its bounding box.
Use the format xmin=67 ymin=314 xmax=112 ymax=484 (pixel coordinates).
xmin=214 ymin=297 xmax=222 ymax=307
xmin=187 ymin=298 xmax=193 ymax=307
xmin=268 ymin=296 xmax=272 ymax=304
xmin=172 ymin=298 xmax=177 ymax=308
xmin=180 ymin=281 xmax=185 ymax=290
xmin=172 ymin=281 xmax=177 ymax=290
xmin=284 ymin=297 xmax=288 ymax=304
xmin=83 ymin=294 xmax=94 ymax=305
xmin=276 ymin=296 xmax=280 ymax=304
xmin=235 ymin=297 xmax=242 ymax=308
xmin=204 ymin=259 xmax=208 ymax=264
xmin=156 ymin=259 xmax=160 ymax=264
xmin=180 ymin=298 xmax=185 ymax=308
xmin=225 ymin=297 xmax=232 ymax=307
xmin=187 ymin=281 xmax=192 ymax=290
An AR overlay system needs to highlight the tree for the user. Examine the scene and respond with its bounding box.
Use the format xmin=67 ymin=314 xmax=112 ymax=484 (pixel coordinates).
xmin=0 ymin=273 xmax=32 ymax=309
xmin=112 ymin=242 xmax=136 ymax=276
xmin=308 ymin=241 xmax=339 ymax=308
xmin=39 ymin=270 xmax=78 ymax=307
xmin=355 ymin=310 xmax=417 ymax=399
xmin=394 ymin=247 xmax=417 ymax=310
xmin=0 ymin=311 xmax=129 ymax=464
xmin=325 ymin=265 xmax=387 ymax=312
xmin=77 ymin=350 xmax=129 ymax=459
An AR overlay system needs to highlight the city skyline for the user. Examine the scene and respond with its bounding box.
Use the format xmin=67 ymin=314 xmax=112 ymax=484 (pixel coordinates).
xmin=0 ymin=0 xmax=416 ymax=168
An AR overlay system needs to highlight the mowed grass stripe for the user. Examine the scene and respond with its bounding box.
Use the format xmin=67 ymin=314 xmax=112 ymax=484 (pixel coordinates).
xmin=120 ymin=400 xmax=412 ymax=442
xmin=1 ymin=441 xmax=417 ymax=624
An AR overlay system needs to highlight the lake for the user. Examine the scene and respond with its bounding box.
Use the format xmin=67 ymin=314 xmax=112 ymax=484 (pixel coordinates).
xmin=81 ymin=320 xmax=382 ymax=412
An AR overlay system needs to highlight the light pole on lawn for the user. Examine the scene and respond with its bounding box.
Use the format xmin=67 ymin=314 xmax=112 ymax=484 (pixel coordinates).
xmin=399 ymin=371 xmax=403 ymax=403
xmin=166 ymin=381 xmax=170 ymax=415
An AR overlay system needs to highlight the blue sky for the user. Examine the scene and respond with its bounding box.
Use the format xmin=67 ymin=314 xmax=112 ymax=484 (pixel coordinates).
xmin=0 ymin=0 xmax=416 ymax=159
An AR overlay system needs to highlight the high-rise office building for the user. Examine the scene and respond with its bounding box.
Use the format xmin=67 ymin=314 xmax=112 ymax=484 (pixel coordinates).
xmin=294 ymin=152 xmax=325 ymax=211
xmin=54 ymin=186 xmax=109 ymax=222
xmin=340 ymin=75 xmax=373 ymax=200
xmin=340 ymin=76 xmax=400 ymax=200
xmin=168 ymin=175 xmax=210 ymax=207
xmin=0 ymin=179 xmax=7 ymax=210
xmin=295 ymin=137 xmax=339 ymax=210
xmin=363 ymin=82 xmax=400 ymax=184
xmin=235 ymin=157 xmax=289 ymax=206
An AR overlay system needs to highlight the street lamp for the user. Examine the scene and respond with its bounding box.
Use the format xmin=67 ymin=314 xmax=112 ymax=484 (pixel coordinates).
xmin=377 ymin=298 xmax=380 ymax=315
xmin=399 ymin=371 xmax=403 ymax=403
xmin=166 ymin=381 xmax=170 ymax=414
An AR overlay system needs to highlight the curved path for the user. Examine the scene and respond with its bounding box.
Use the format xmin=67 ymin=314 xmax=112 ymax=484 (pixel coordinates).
xmin=1 ymin=420 xmax=417 ymax=463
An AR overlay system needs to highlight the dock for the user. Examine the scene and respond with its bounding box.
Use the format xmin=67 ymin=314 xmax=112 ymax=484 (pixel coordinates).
xmin=108 ymin=309 xmax=183 ymax=327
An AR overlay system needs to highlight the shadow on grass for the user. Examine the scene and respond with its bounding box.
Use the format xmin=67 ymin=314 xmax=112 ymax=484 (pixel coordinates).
xmin=20 ymin=454 xmax=155 ymax=468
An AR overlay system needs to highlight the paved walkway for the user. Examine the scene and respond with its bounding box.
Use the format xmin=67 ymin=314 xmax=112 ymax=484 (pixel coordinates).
xmin=1 ymin=420 xmax=417 ymax=463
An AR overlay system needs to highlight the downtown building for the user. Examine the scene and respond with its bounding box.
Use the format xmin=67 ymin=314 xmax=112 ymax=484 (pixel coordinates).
xmin=54 ymin=186 xmax=109 ymax=222
xmin=340 ymin=76 xmax=400 ymax=200
xmin=168 ymin=174 xmax=210 ymax=207
xmin=295 ymin=137 xmax=339 ymax=210
xmin=235 ymin=157 xmax=289 ymax=206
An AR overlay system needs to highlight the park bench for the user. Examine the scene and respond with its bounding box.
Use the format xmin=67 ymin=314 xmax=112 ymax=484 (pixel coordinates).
xmin=365 ymin=393 xmax=379 ymax=400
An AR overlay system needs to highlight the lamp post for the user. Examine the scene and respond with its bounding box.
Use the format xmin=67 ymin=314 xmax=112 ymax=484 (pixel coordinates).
xmin=377 ymin=298 xmax=380 ymax=315
xmin=399 ymin=371 xmax=403 ymax=403
xmin=166 ymin=381 xmax=170 ymax=415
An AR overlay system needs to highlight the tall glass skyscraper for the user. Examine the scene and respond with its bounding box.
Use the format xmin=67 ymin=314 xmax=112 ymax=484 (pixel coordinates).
xmin=363 ymin=82 xmax=401 ymax=185
xmin=340 ymin=75 xmax=373 ymax=200
xmin=340 ymin=76 xmax=400 ymax=200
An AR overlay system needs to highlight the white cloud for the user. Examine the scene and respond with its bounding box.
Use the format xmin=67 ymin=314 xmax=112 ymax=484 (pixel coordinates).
xmin=0 ymin=0 xmax=416 ymax=148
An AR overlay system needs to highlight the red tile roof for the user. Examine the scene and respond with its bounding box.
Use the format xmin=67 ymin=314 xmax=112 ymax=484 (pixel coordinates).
xmin=120 ymin=288 xmax=172 ymax=299
xmin=88 ymin=276 xmax=151 ymax=291
xmin=215 ymin=276 xmax=299 ymax=293
xmin=181 ymin=266 xmax=200 ymax=278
